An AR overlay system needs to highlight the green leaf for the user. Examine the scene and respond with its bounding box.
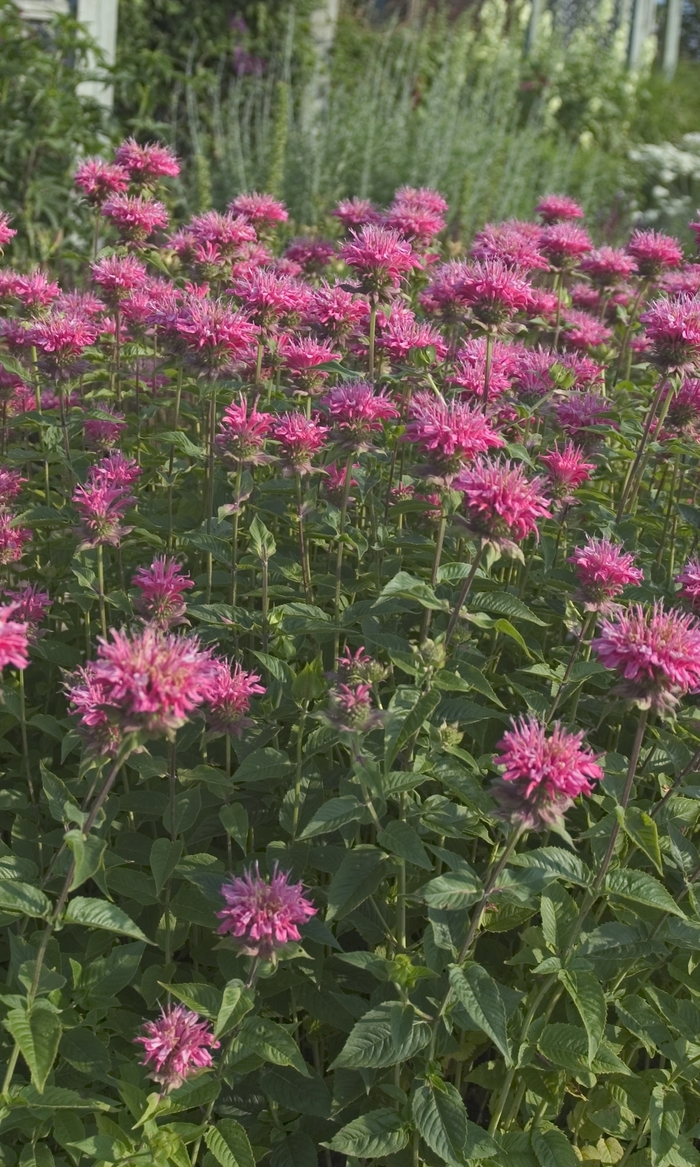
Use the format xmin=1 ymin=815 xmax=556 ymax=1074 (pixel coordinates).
xmin=184 ymin=532 xmax=232 ymax=565
xmin=537 ymin=1023 xmax=630 ymax=1075
xmin=412 ymin=1076 xmax=470 ymax=1166
xmin=65 ymin=830 xmax=106 ymax=891
xmin=377 ymin=819 xmax=432 ymax=869
xmin=260 ymin=1064 xmax=331 ymax=1117
xmin=558 ymin=970 xmax=606 ymax=1063
xmin=270 ymin=1132 xmax=317 ymax=1167
xmin=299 ymin=795 xmax=365 ymax=839
xmin=219 ymin=804 xmax=249 ymax=852
xmin=377 ymin=570 xmax=448 ymax=611
xmin=19 ymin=1147 xmax=54 ymax=1167
xmin=650 ymin=1085 xmax=685 ymax=1167
xmin=384 ymin=686 xmax=440 ymax=772
xmin=331 ymin=1004 xmax=430 ymax=1069
xmin=204 ymin=1119 xmax=255 ymax=1167
xmin=510 ymin=847 xmax=592 ymax=887
xmin=0 ymin=879 xmax=50 ymax=919
xmin=236 ymin=1016 xmax=309 ymax=1076
xmin=249 ymin=515 xmax=276 ymax=562
xmin=442 ymin=663 xmax=505 ymax=708
xmin=621 ymin=807 xmax=663 ymax=874
xmin=150 ymin=837 xmax=183 ymax=895
xmin=215 ymin=980 xmax=256 ymax=1038
xmin=160 ymin=982 xmax=222 ymax=1020
xmin=41 ymin=765 xmax=82 ymax=826
xmin=448 ymin=964 xmax=511 ymax=1062
xmin=60 ymin=1027 xmax=110 ymax=1076
xmin=5 ymin=1002 xmax=61 ymax=1093
xmin=421 ymin=870 xmax=483 ymax=910
xmin=491 ymin=618 xmax=532 ymax=658
xmin=473 ymin=590 xmax=548 ymax=625
xmin=531 ymin=1129 xmax=580 ymax=1167
xmin=325 ymin=1109 xmax=410 ymax=1157
xmin=326 ymin=846 xmax=388 ymax=920
xmin=62 ymin=896 xmax=151 ymax=941
xmin=234 ymin=746 xmax=294 ymax=784
xmin=605 ymin=869 xmax=685 ymax=917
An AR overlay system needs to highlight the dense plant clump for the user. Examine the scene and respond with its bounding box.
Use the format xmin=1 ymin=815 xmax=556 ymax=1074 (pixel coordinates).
xmin=3 ymin=139 xmax=700 ymax=1167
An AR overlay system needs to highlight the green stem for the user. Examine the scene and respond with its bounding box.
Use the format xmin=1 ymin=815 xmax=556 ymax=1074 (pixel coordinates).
xmin=231 ymin=463 xmax=243 ymax=606
xmin=616 ymin=373 xmax=668 ymax=522
xmin=96 ymin=543 xmax=108 ymax=640
xmin=18 ymin=669 xmax=35 ymax=803
xmin=290 ymin=702 xmax=308 ymax=843
xmin=445 ymin=543 xmax=485 ymax=646
xmin=333 ymin=454 xmax=355 ymax=649
xmin=421 ymin=495 xmax=448 ymax=641
xmin=368 ymin=297 xmax=377 ymax=382
xmin=167 ymin=364 xmax=183 ymax=553
xmin=546 ymin=611 xmax=596 ymax=722
xmin=483 ymin=328 xmax=494 ymax=404
xmin=296 ymin=472 xmax=312 ymax=602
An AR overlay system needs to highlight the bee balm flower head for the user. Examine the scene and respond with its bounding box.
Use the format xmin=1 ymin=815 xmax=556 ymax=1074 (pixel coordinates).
xmin=493 ymin=715 xmax=602 ymax=829
xmin=217 ymin=864 xmax=316 ymax=959
xmin=136 ymin=1005 xmax=218 ymax=1092
xmin=593 ymin=601 xmax=700 ymax=715
xmin=569 ymin=536 xmax=643 ymax=611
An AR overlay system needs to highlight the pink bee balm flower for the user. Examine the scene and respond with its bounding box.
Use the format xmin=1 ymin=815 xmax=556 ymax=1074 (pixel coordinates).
xmin=454 ymin=458 xmax=551 ymax=549
xmin=228 ymin=192 xmax=289 ymax=228
xmin=175 ymin=298 xmax=258 ymax=373
xmin=188 ymin=210 xmax=256 ymax=256
xmin=136 ymin=1005 xmax=218 ymax=1092
xmin=405 ymin=391 xmax=504 ymax=482
xmin=67 ymin=628 xmax=217 ymax=746
xmin=73 ymin=477 xmax=135 ymax=547
xmin=14 ymin=272 xmax=60 ymax=311
xmin=0 ymin=468 xmax=25 ymax=505
xmin=231 ymin=270 xmax=312 ymax=328
xmin=92 ymin=255 xmax=148 ymax=302
xmin=640 ymin=295 xmax=700 ymax=371
xmin=272 ymin=412 xmax=328 ymax=475
xmin=322 ymin=380 xmax=399 ymax=449
xmin=102 ymin=193 xmax=169 ymax=243
xmin=91 ymin=451 xmax=142 ymax=490
xmin=115 ymin=138 xmax=180 ymax=181
xmin=133 ymin=556 xmax=194 ymax=627
xmin=449 ymin=336 xmax=517 ymax=401
xmin=663 ymin=377 xmax=700 ymax=435
xmin=570 ymin=282 xmax=601 ymax=312
xmin=661 ymin=264 xmax=700 ymax=296
xmin=393 ymin=185 xmax=449 ymax=216
xmin=306 ymin=281 xmax=366 ymax=341
xmin=539 ymin=442 xmax=595 ymax=499
xmin=340 ymin=224 xmax=418 ymax=294
xmin=335 ymin=645 xmax=387 ymax=686
xmin=561 ymin=309 xmax=612 ymax=351
xmin=569 ymin=536 xmax=643 ymax=611
xmin=493 ymin=715 xmax=602 ymax=829
xmin=376 ymin=305 xmax=447 ymax=363
xmin=205 ymin=659 xmax=265 ymax=735
xmin=593 ymin=601 xmax=700 ymax=714
xmin=457 ymin=259 xmax=532 ymax=326
xmin=472 ymin=221 xmax=549 ymax=272
xmin=0 ymin=604 xmax=29 ymax=671
xmin=332 ymin=197 xmax=380 ymax=231
xmin=539 ymin=223 xmax=592 ymax=269
xmin=555 ymin=391 xmax=613 ymax=446
xmin=526 ymin=288 xmax=560 ymax=320
xmin=75 ymin=158 xmax=129 ymax=204
xmin=627 ymin=229 xmax=683 ymax=278
xmin=2 ymin=584 xmax=50 ymax=640
xmin=512 ymin=347 xmax=556 ymax=401
xmin=0 ymin=514 xmax=30 ymax=564
xmin=322 ymin=460 xmax=359 ymax=503
xmin=279 ymin=336 xmax=340 ymax=395
xmin=216 ymin=396 xmax=273 ymax=464
xmin=0 ymin=211 xmax=17 ymax=249
xmin=676 ymin=558 xmax=700 ymax=609
xmin=323 ymin=682 xmax=386 ymax=734
xmin=580 ymin=246 xmax=637 ymax=287
xmin=385 ymin=203 xmax=445 ymax=247
xmin=535 ymin=194 xmax=585 ymax=224
xmin=285 ymin=236 xmax=335 ymax=272
xmin=217 ymin=864 xmax=316 ymax=958
xmin=30 ymin=314 xmax=98 ymax=371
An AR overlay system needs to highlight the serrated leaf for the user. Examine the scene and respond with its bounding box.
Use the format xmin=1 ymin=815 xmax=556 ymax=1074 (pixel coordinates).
xmin=384 ymin=686 xmax=440 ymax=772
xmin=621 ymin=807 xmax=663 ymax=874
xmin=377 ymin=570 xmax=448 ymax=611
xmin=299 ymin=795 xmax=365 ymax=839
xmin=531 ymin=1129 xmax=579 ymax=1167
xmin=510 ymin=847 xmax=592 ymax=887
xmin=219 ymin=804 xmax=248 ymax=852
xmin=215 ymin=980 xmax=256 ymax=1038
xmin=605 ymin=869 xmax=685 ymax=917
xmin=331 ymin=1005 xmax=430 ymax=1069
xmin=650 ymin=1084 xmax=685 ymax=1167
xmin=324 ymin=1108 xmax=410 ymax=1157
xmin=62 ymin=896 xmax=151 ymax=941
xmin=473 ymin=590 xmax=548 ymax=625
xmin=558 ymin=970 xmax=606 ymax=1063
xmin=160 ymin=982 xmax=222 ymax=1019
xmin=260 ymin=1064 xmax=331 ymax=1117
xmin=236 ymin=1016 xmax=309 ymax=1076
xmin=421 ymin=869 xmax=483 ymax=910
xmin=377 ymin=819 xmax=432 ymax=869
xmin=449 ymin=964 xmax=511 ymax=1062
xmin=537 ymin=1023 xmax=631 ymax=1075
xmin=204 ymin=1119 xmax=255 ymax=1167
xmin=150 ymin=837 xmax=183 ymax=895
xmin=412 ymin=1077 xmax=470 ymax=1166
xmin=326 ymin=846 xmax=388 ymax=920
xmin=5 ymin=1003 xmax=61 ymax=1093
xmin=0 ymin=880 xmax=50 ymax=919
xmin=65 ymin=830 xmax=106 ymax=891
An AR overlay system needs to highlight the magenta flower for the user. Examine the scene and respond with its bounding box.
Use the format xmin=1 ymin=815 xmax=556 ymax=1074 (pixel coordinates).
xmin=217 ymin=864 xmax=316 ymax=959
xmin=91 ymin=255 xmax=148 ymax=302
xmin=323 ymin=682 xmax=385 ymax=734
xmin=175 ymin=298 xmax=258 ymax=373
xmin=392 ymin=185 xmax=449 ymax=216
xmin=456 ymin=259 xmax=532 ymax=326
xmin=376 ymin=305 xmax=447 ymax=363
xmin=454 ymin=458 xmax=551 ymax=550
xmin=555 ymin=391 xmax=614 ymax=446
xmin=539 ymin=223 xmax=592 ymax=269
xmin=0 ymin=468 xmax=25 ymax=505
xmin=385 ymin=203 xmax=445 ymax=246
xmin=593 ymin=601 xmax=700 ymax=714
xmin=231 ymin=270 xmax=312 ymax=328
xmin=472 ymin=221 xmax=548 ymax=272
xmin=73 ymin=477 xmax=135 ymax=547
xmin=285 ymin=237 xmax=335 ymax=273
xmin=405 ymin=391 xmax=504 ymax=482
xmin=322 ymin=460 xmax=359 ymax=503
xmin=322 ymin=380 xmax=399 ymax=449
xmin=570 ymin=282 xmax=601 ymax=312
xmin=512 ymin=347 xmax=556 ymax=401
xmin=0 ymin=211 xmax=16 ymax=249
xmin=420 ymin=261 xmax=472 ymax=321
xmin=188 ymin=209 xmax=256 ymax=256
xmin=228 ymin=192 xmax=289 ymax=228
xmin=664 ymin=377 xmax=700 ymax=435
xmin=569 ymin=536 xmax=643 ymax=611
xmin=526 ymin=288 xmax=560 ymax=321
xmin=0 ymin=603 xmax=29 ymax=672
xmin=535 ymin=194 xmax=585 ymax=224
xmin=272 ymin=412 xmax=328 ymax=475
xmin=640 ymin=295 xmax=700 ymax=371
xmin=335 ymin=645 xmax=387 ymax=686
xmin=493 ymin=715 xmax=602 ymax=828
xmin=114 ymin=138 xmax=181 ymax=182
xmin=580 ymin=247 xmax=637 ymax=287
xmin=205 ymin=659 xmax=265 ymax=736
xmin=306 ymin=281 xmax=366 ymax=341
xmin=75 ymin=158 xmax=129 ymax=204
xmin=676 ymin=558 xmax=700 ymax=610
xmin=0 ymin=513 xmax=30 ymax=564
xmin=449 ymin=336 xmax=517 ymax=401
xmin=133 ymin=557 xmax=194 ymax=627
xmin=2 ymin=583 xmax=50 ymax=641
xmin=216 ymin=396 xmax=273 ymax=464
xmin=279 ymin=336 xmax=340 ymax=395
xmin=561 ymin=309 xmax=612 ymax=351
xmin=14 ymin=272 xmax=60 ymax=311
xmin=332 ymin=197 xmax=380 ymax=231
xmin=662 ymin=265 xmax=700 ymax=296
xmin=136 ymin=1005 xmax=218 ymax=1092
xmin=66 ymin=627 xmax=218 ymax=747
xmin=539 ymin=442 xmax=595 ymax=500
xmin=102 ymin=193 xmax=169 ymax=243
xmin=30 ymin=314 xmax=98 ymax=372
xmin=627 ymin=229 xmax=683 ymax=278
xmin=91 ymin=451 xmax=142 ymax=490
xmin=340 ymin=224 xmax=418 ymax=294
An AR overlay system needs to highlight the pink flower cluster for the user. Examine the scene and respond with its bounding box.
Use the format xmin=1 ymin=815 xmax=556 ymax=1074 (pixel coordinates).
xmin=593 ymin=601 xmax=700 ymax=715
xmin=136 ymin=1005 xmax=218 ymax=1092
xmin=217 ymin=864 xmax=316 ymax=959
xmin=493 ymin=715 xmax=603 ymax=828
